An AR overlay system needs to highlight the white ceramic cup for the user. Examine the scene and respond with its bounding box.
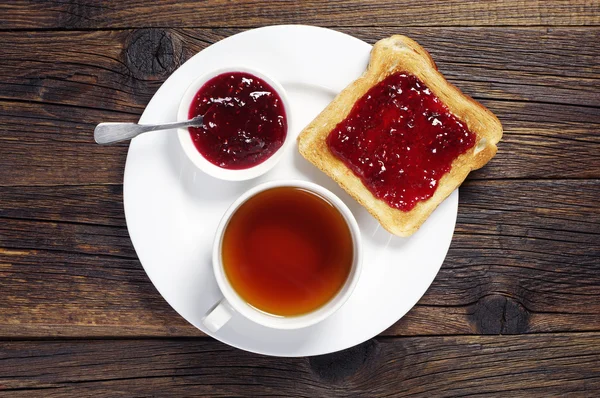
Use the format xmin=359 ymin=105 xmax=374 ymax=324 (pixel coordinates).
xmin=203 ymin=180 xmax=363 ymax=332
xmin=177 ymin=67 xmax=292 ymax=181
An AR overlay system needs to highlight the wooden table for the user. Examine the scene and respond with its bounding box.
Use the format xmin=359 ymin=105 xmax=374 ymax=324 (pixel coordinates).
xmin=1 ymin=1 xmax=599 ymax=396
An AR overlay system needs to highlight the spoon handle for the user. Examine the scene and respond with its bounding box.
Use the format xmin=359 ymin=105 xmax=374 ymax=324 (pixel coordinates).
xmin=94 ymin=115 xmax=204 ymax=145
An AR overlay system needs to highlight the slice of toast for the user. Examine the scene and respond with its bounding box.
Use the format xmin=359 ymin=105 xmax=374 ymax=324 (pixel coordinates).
xmin=297 ymin=35 xmax=502 ymax=237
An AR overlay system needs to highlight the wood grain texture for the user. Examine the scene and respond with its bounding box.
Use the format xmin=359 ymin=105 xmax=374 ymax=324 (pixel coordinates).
xmin=1 ymin=179 xmax=598 ymax=337
xmin=0 ymin=334 xmax=599 ymax=396
xmin=0 ymin=27 xmax=598 ymax=186
xmin=0 ymin=2 xmax=599 ymax=393
xmin=1 ymin=27 xmax=598 ymax=109
xmin=1 ymin=0 xmax=599 ymax=29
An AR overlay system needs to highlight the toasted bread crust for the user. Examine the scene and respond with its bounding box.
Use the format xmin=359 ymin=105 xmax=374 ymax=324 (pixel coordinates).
xmin=297 ymin=35 xmax=503 ymax=237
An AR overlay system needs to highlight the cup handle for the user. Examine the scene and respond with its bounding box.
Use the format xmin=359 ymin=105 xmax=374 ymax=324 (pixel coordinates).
xmin=202 ymin=299 xmax=234 ymax=333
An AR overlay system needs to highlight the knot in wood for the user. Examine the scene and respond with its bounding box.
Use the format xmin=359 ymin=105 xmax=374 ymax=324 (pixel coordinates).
xmin=308 ymin=339 xmax=379 ymax=384
xmin=124 ymin=29 xmax=183 ymax=80
xmin=471 ymin=294 xmax=530 ymax=334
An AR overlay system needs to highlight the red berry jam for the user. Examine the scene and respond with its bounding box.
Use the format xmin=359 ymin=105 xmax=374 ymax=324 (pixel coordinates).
xmin=327 ymin=73 xmax=476 ymax=211
xmin=188 ymin=72 xmax=287 ymax=170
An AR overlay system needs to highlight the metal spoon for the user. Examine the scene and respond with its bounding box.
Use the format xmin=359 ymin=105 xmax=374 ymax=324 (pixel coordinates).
xmin=94 ymin=115 xmax=205 ymax=145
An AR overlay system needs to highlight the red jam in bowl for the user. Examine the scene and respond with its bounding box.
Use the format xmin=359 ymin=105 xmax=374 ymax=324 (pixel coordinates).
xmin=187 ymin=72 xmax=287 ymax=170
xmin=327 ymin=72 xmax=476 ymax=211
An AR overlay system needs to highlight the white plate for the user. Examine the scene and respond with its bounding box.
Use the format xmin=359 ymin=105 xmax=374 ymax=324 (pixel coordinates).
xmin=124 ymin=25 xmax=457 ymax=357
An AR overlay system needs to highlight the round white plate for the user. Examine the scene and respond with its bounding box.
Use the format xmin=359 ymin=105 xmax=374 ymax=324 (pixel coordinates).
xmin=124 ymin=25 xmax=457 ymax=357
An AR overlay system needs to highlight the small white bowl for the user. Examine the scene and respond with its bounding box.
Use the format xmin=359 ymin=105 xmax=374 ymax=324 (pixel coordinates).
xmin=177 ymin=67 xmax=292 ymax=181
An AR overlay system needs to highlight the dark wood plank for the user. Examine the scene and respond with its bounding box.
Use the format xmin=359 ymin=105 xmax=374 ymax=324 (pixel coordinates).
xmin=0 ymin=185 xmax=124 ymax=227
xmin=0 ymin=334 xmax=599 ymax=396
xmin=0 ymin=29 xmax=191 ymax=114
xmin=1 ymin=0 xmax=599 ymax=29
xmin=0 ymin=249 xmax=198 ymax=337
xmin=1 ymin=27 xmax=597 ymax=110
xmin=1 ymin=179 xmax=598 ymax=337
xmin=0 ymin=28 xmax=599 ymax=185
